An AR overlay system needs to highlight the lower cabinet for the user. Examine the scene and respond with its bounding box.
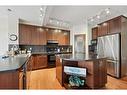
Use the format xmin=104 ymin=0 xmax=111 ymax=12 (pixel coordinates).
xmin=0 ymin=67 xmax=24 ymax=89
xmin=56 ymin=56 xmax=63 ymax=85
xmin=26 ymin=56 xmax=32 ymax=89
xmin=31 ymin=54 xmax=47 ymax=70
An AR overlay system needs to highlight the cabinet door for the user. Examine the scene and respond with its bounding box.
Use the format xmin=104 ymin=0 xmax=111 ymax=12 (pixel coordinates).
xmin=31 ymin=56 xmax=36 ymax=70
xmin=58 ymin=31 xmax=64 ymax=45
xmin=65 ymin=31 xmax=70 ymax=45
xmin=92 ymin=27 xmax=98 ymax=39
xmin=108 ymin=17 xmax=121 ymax=34
xmin=56 ymin=56 xmax=62 ymax=85
xmin=46 ymin=30 xmax=54 ymax=40
xmin=98 ymin=22 xmax=109 ymax=37
xmin=37 ymin=55 xmax=47 ymax=68
xmin=58 ymin=31 xmax=70 ymax=45
xmin=32 ymin=55 xmax=47 ymax=70
xmin=38 ymin=28 xmax=47 ymax=45
xmin=19 ymin=24 xmax=31 ymax=45
xmin=31 ymin=26 xmax=40 ymax=45
xmin=26 ymin=57 xmax=32 ymax=89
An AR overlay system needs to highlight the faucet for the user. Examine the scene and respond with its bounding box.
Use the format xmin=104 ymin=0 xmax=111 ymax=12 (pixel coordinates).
xmin=11 ymin=44 xmax=18 ymax=51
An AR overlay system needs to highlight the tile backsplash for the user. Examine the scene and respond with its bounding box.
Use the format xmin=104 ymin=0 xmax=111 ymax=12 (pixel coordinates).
xmin=8 ymin=44 xmax=72 ymax=53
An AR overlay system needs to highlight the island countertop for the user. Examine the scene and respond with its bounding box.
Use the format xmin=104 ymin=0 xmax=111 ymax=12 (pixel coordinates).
xmin=0 ymin=54 xmax=30 ymax=72
xmin=56 ymin=53 xmax=105 ymax=61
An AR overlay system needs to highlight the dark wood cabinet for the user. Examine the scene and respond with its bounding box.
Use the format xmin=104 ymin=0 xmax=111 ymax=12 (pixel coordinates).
xmin=0 ymin=65 xmax=25 ymax=89
xmin=38 ymin=28 xmax=47 ymax=45
xmin=108 ymin=17 xmax=121 ymax=34
xmin=82 ymin=60 xmax=107 ymax=88
xmin=19 ymin=24 xmax=70 ymax=45
xmin=26 ymin=56 xmax=33 ymax=89
xmin=46 ymin=29 xmax=54 ymax=40
xmin=98 ymin=22 xmax=109 ymax=37
xmin=57 ymin=30 xmax=70 ymax=45
xmin=19 ymin=24 xmax=32 ymax=45
xmin=31 ymin=54 xmax=47 ymax=70
xmin=92 ymin=27 xmax=98 ymax=39
xmin=56 ymin=56 xmax=63 ymax=85
xmin=31 ymin=26 xmax=39 ymax=45
xmin=36 ymin=55 xmax=47 ymax=69
xmin=94 ymin=16 xmax=126 ymax=37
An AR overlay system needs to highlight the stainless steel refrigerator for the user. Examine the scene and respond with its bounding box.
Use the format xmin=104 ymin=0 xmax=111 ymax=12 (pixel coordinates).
xmin=97 ymin=34 xmax=120 ymax=78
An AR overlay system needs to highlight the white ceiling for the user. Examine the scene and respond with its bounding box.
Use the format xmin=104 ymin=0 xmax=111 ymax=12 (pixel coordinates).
xmin=0 ymin=6 xmax=127 ymax=28
xmin=46 ymin=6 xmax=127 ymax=25
xmin=0 ymin=6 xmax=44 ymax=25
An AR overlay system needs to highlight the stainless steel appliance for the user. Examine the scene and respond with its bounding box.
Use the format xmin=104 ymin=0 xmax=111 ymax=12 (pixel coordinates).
xmin=97 ymin=34 xmax=120 ymax=78
xmin=46 ymin=40 xmax=58 ymax=67
xmin=89 ymin=39 xmax=97 ymax=54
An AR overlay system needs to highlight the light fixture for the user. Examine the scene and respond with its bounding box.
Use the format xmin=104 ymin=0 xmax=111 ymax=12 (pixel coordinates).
xmin=40 ymin=7 xmax=43 ymax=11
xmin=39 ymin=6 xmax=47 ymax=25
xmin=103 ymin=23 xmax=107 ymax=26
xmin=54 ymin=29 xmax=58 ymax=33
xmin=97 ymin=15 xmax=100 ymax=19
xmin=88 ymin=8 xmax=112 ymax=25
xmin=48 ymin=18 xmax=70 ymax=29
xmin=64 ymin=32 xmax=67 ymax=35
xmin=56 ymin=21 xmax=59 ymax=24
xmin=105 ymin=8 xmax=110 ymax=14
xmin=40 ymin=14 xmax=43 ymax=17
xmin=90 ymin=18 xmax=94 ymax=22
xmin=58 ymin=30 xmax=61 ymax=33
xmin=49 ymin=20 xmax=52 ymax=23
xmin=45 ymin=28 xmax=49 ymax=31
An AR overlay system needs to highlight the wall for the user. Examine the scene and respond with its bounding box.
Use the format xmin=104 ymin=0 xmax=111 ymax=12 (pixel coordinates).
xmin=8 ymin=14 xmax=19 ymax=45
xmin=0 ymin=15 xmax=8 ymax=55
xmin=70 ymin=20 xmax=89 ymax=55
xmin=0 ymin=14 xmax=19 ymax=55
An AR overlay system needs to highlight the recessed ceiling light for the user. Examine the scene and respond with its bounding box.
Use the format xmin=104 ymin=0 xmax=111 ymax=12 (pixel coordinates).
xmin=40 ymin=7 xmax=43 ymax=11
xmin=90 ymin=18 xmax=94 ymax=22
xmin=40 ymin=14 xmax=43 ymax=16
xmin=105 ymin=8 xmax=110 ymax=14
xmin=106 ymin=10 xmax=110 ymax=14
xmin=56 ymin=21 xmax=59 ymax=24
xmin=49 ymin=20 xmax=52 ymax=23
xmin=103 ymin=23 xmax=107 ymax=26
xmin=97 ymin=15 xmax=100 ymax=19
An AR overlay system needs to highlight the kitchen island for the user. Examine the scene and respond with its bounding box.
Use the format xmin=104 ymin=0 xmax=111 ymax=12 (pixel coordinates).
xmin=56 ymin=53 xmax=107 ymax=89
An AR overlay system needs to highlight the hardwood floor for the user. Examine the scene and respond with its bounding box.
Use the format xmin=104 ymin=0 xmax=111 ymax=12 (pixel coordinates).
xmin=106 ymin=75 xmax=127 ymax=89
xmin=28 ymin=68 xmax=127 ymax=89
xmin=29 ymin=68 xmax=64 ymax=89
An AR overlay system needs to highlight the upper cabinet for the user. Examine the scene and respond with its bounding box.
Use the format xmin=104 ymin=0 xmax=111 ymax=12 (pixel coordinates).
xmin=92 ymin=15 xmax=127 ymax=38
xmin=19 ymin=24 xmax=70 ymax=45
xmin=98 ymin=22 xmax=109 ymax=37
xmin=19 ymin=24 xmax=32 ymax=45
xmin=108 ymin=16 xmax=121 ymax=34
xmin=92 ymin=27 xmax=98 ymax=39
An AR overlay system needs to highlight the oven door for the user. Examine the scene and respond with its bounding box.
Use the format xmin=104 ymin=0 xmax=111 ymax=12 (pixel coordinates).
xmin=48 ymin=54 xmax=56 ymax=67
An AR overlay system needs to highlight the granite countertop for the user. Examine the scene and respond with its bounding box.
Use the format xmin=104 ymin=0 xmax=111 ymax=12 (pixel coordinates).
xmin=0 ymin=54 xmax=30 ymax=72
xmin=56 ymin=53 xmax=105 ymax=61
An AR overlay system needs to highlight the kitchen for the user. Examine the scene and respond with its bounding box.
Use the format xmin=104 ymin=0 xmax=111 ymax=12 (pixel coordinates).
xmin=0 ymin=6 xmax=127 ymax=91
